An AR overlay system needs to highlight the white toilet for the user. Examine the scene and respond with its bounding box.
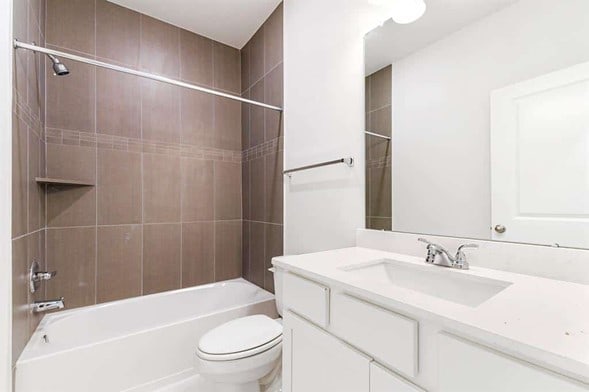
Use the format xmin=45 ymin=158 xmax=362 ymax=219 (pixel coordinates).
xmin=195 ymin=270 xmax=284 ymax=392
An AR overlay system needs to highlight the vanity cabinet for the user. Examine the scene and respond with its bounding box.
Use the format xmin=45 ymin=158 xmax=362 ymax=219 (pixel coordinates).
xmin=280 ymin=269 xmax=588 ymax=392
xmin=438 ymin=333 xmax=588 ymax=392
xmin=370 ymin=362 xmax=425 ymax=392
xmin=283 ymin=310 xmax=370 ymax=392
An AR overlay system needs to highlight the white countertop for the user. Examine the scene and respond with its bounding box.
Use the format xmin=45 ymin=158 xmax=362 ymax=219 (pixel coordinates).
xmin=273 ymin=247 xmax=589 ymax=383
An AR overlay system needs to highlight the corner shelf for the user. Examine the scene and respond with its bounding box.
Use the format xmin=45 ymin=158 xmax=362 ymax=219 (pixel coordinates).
xmin=35 ymin=177 xmax=94 ymax=186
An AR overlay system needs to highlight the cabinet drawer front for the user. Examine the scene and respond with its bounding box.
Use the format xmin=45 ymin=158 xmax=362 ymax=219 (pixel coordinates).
xmin=370 ymin=363 xmax=425 ymax=392
xmin=331 ymin=293 xmax=418 ymax=377
xmin=283 ymin=273 xmax=330 ymax=327
xmin=438 ymin=332 xmax=588 ymax=392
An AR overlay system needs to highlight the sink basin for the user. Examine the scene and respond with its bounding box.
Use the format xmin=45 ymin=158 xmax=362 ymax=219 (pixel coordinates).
xmin=340 ymin=259 xmax=512 ymax=307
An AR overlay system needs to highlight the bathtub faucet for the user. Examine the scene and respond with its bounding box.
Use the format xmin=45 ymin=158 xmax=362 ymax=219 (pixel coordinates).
xmin=33 ymin=297 xmax=65 ymax=313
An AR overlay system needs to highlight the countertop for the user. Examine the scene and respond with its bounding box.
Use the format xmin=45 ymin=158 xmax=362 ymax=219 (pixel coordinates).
xmin=273 ymin=247 xmax=589 ymax=383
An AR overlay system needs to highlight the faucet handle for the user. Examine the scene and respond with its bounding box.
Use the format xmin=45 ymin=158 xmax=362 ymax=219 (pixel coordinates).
xmin=456 ymin=243 xmax=479 ymax=254
xmin=418 ymin=238 xmax=434 ymax=246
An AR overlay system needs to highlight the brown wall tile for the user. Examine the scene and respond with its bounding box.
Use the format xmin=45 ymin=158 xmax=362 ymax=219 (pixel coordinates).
xmin=250 ymin=157 xmax=266 ymax=222
xmin=181 ymin=158 xmax=214 ymax=221
xmin=240 ymin=43 xmax=250 ymax=92
xmin=46 ymin=143 xmax=96 ymax=184
xmin=265 ymin=151 xmax=283 ymax=224
xmin=214 ymin=161 xmax=241 ymax=220
xmin=368 ymin=166 xmax=392 ymax=217
xmin=28 ymin=230 xmax=45 ymax=334
xmin=249 ymin=80 xmax=265 ymax=147
xmin=264 ymin=224 xmax=283 ymax=292
xmin=264 ymin=4 xmax=283 ymax=73
xmin=369 ymin=65 xmax=392 ymax=111
xmin=264 ymin=64 xmax=284 ymax=141
xmin=182 ymin=222 xmax=214 ymax=287
xmin=96 ymin=68 xmax=141 ymax=138
xmin=97 ymin=225 xmax=142 ymax=302
xmin=143 ymin=224 xmax=181 ymax=294
xmin=96 ymin=0 xmax=140 ymax=67
xmin=46 ymin=185 xmax=96 ymax=227
xmin=242 ymin=160 xmax=250 ymax=220
xmin=249 ymin=29 xmax=265 ymax=85
xmin=140 ymin=15 xmax=180 ymax=77
xmin=213 ymin=97 xmax=241 ymax=151
xmin=143 ymin=153 xmax=181 ymax=223
xmin=12 ymin=236 xmax=29 ymax=364
xmin=46 ymin=227 xmax=97 ymax=309
xmin=180 ymin=30 xmax=213 ymax=87
xmin=215 ymin=221 xmax=241 ymax=281
xmin=46 ymin=0 xmax=95 ymax=54
xmin=241 ymin=221 xmax=250 ymax=281
xmin=249 ymin=221 xmax=265 ymax=288
xmin=180 ymin=89 xmax=213 ymax=147
xmin=12 ymin=117 xmax=27 ymax=238
xmin=241 ymin=90 xmax=250 ymax=149
xmin=141 ymin=79 xmax=181 ymax=143
xmin=97 ymin=149 xmax=142 ymax=225
xmin=28 ymin=133 xmax=44 ymax=232
xmin=213 ymin=42 xmax=240 ymax=94
xmin=46 ymin=60 xmax=96 ymax=132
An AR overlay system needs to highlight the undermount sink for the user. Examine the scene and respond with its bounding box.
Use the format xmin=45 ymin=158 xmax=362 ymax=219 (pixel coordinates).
xmin=340 ymin=259 xmax=512 ymax=307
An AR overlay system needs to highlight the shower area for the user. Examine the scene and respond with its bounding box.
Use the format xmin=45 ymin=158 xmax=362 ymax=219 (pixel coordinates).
xmin=11 ymin=0 xmax=284 ymax=385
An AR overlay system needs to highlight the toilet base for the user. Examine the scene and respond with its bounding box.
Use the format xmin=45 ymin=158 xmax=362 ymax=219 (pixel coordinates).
xmin=212 ymin=381 xmax=259 ymax=392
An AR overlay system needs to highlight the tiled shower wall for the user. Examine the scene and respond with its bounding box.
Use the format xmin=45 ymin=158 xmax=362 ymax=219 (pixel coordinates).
xmin=12 ymin=0 xmax=47 ymax=364
xmin=43 ymin=0 xmax=242 ymax=309
xmin=241 ymin=4 xmax=284 ymax=293
xmin=365 ymin=65 xmax=392 ymax=230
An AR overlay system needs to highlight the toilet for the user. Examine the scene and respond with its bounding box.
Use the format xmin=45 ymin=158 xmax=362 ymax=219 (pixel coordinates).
xmin=195 ymin=270 xmax=284 ymax=392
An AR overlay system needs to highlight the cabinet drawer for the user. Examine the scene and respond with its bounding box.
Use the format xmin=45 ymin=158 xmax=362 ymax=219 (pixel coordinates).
xmin=370 ymin=363 xmax=425 ymax=392
xmin=438 ymin=332 xmax=588 ymax=392
xmin=331 ymin=293 xmax=418 ymax=377
xmin=283 ymin=273 xmax=330 ymax=327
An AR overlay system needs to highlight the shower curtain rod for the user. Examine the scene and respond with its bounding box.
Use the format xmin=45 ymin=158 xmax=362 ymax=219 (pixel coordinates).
xmin=14 ymin=40 xmax=283 ymax=112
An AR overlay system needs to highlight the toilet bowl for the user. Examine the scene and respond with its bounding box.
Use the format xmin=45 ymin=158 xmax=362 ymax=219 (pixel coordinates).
xmin=195 ymin=269 xmax=285 ymax=392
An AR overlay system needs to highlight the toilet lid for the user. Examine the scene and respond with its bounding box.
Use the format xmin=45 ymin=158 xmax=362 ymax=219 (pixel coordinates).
xmin=198 ymin=315 xmax=282 ymax=357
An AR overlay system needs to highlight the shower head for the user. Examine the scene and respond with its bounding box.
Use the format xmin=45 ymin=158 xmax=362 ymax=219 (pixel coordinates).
xmin=47 ymin=54 xmax=69 ymax=76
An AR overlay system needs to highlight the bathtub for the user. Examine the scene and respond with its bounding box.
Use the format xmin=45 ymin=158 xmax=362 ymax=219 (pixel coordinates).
xmin=15 ymin=278 xmax=278 ymax=392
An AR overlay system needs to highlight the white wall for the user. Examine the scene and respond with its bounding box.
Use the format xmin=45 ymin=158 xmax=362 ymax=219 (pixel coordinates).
xmin=391 ymin=0 xmax=589 ymax=239
xmin=0 ymin=0 xmax=13 ymax=388
xmin=283 ymin=0 xmax=389 ymax=254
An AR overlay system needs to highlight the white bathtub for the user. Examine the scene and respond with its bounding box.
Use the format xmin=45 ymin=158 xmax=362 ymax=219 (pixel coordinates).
xmin=16 ymin=279 xmax=278 ymax=392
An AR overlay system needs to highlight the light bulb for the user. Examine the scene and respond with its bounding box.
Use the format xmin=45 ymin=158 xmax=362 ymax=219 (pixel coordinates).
xmin=390 ymin=0 xmax=426 ymax=24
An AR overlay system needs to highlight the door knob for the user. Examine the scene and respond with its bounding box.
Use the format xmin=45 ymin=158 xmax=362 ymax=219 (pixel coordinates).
xmin=494 ymin=225 xmax=506 ymax=234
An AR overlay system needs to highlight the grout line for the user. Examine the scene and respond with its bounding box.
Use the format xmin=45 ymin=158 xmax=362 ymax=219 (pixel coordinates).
xmin=139 ymin=13 xmax=145 ymax=296
xmin=94 ymin=0 xmax=98 ymax=306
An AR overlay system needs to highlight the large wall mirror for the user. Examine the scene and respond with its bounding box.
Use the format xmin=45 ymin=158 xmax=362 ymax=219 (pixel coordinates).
xmin=364 ymin=0 xmax=589 ymax=249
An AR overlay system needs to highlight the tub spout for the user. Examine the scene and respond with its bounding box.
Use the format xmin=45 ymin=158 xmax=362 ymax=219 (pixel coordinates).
xmin=33 ymin=297 xmax=64 ymax=313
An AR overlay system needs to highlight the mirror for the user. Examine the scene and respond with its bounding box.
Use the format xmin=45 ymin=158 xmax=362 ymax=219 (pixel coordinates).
xmin=364 ymin=0 xmax=589 ymax=249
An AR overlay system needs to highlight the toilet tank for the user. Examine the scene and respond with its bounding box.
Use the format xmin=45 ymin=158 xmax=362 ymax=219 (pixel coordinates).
xmin=272 ymin=267 xmax=284 ymax=316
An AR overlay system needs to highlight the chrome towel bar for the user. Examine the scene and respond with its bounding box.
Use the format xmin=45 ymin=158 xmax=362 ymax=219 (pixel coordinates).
xmin=283 ymin=157 xmax=354 ymax=176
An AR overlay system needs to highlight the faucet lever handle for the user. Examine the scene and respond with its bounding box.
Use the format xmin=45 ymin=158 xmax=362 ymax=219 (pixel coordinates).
xmin=457 ymin=243 xmax=479 ymax=252
xmin=418 ymin=238 xmax=434 ymax=246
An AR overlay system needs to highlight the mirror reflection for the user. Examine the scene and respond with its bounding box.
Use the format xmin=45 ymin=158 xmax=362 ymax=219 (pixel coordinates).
xmin=364 ymin=0 xmax=589 ymax=248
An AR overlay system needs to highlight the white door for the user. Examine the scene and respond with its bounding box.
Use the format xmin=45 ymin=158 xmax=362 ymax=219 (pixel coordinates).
xmin=491 ymin=61 xmax=589 ymax=248
xmin=282 ymin=311 xmax=370 ymax=392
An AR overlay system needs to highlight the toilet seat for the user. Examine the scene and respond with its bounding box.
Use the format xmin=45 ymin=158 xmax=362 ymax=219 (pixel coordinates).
xmin=197 ymin=315 xmax=283 ymax=361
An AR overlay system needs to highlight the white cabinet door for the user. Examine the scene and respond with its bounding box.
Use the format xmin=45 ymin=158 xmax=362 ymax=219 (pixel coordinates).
xmin=370 ymin=363 xmax=425 ymax=392
xmin=283 ymin=310 xmax=370 ymax=392
xmin=490 ymin=61 xmax=589 ymax=248
xmin=438 ymin=333 xmax=588 ymax=392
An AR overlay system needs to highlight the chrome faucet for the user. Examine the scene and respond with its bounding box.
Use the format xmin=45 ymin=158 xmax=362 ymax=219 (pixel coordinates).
xmin=418 ymin=238 xmax=478 ymax=270
xmin=33 ymin=297 xmax=65 ymax=313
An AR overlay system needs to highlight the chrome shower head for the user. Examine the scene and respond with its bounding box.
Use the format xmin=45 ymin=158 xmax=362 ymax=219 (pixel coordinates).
xmin=47 ymin=54 xmax=69 ymax=76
